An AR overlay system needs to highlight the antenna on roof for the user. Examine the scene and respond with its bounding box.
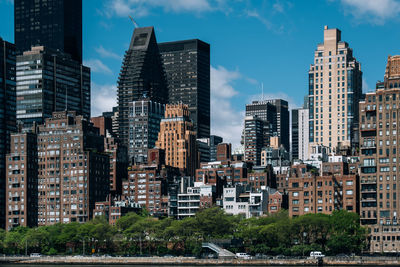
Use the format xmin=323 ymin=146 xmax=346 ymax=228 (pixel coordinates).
xmin=261 ymin=82 xmax=264 ymax=101
xmin=128 ymin=15 xmax=140 ymax=28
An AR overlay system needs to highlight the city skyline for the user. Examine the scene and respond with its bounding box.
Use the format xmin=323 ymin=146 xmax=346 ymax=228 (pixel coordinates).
xmin=2 ymin=0 xmax=400 ymax=147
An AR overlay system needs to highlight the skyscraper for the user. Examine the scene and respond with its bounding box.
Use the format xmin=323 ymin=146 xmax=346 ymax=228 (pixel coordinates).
xmin=308 ymin=26 xmax=362 ymax=152
xmin=128 ymin=99 xmax=164 ymax=164
xmin=243 ymin=115 xmax=264 ymax=166
xmin=156 ymin=104 xmax=197 ymax=176
xmin=292 ymin=108 xmax=309 ymax=161
xmin=359 ymin=55 xmax=400 ymax=252
xmin=14 ymin=0 xmax=82 ymax=62
xmin=159 ymin=39 xmax=210 ymax=138
xmin=16 ymin=46 xmax=90 ymax=128
xmin=0 ymin=38 xmax=16 ymax=229
xmin=246 ymin=99 xmax=289 ymax=151
xmin=117 ymin=27 xmax=168 ymax=148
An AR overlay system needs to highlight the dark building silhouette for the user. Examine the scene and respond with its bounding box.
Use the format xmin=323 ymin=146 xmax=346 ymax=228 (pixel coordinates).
xmin=0 ymin=38 xmax=16 ymax=229
xmin=246 ymin=99 xmax=289 ymax=151
xmin=291 ymin=109 xmax=299 ymax=160
xmin=117 ymin=27 xmax=168 ymax=148
xmin=14 ymin=0 xmax=82 ymax=62
xmin=159 ymin=39 xmax=210 ymax=138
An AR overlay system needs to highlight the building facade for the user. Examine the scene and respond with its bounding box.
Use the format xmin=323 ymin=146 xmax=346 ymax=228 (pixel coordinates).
xmin=288 ymin=164 xmax=358 ymax=217
xmin=128 ymin=100 xmax=164 ymax=164
xmin=359 ymin=55 xmax=400 ymax=252
xmin=14 ymin=0 xmax=82 ymax=62
xmin=159 ymin=39 xmax=210 ymax=139
xmin=246 ymin=99 xmax=289 ymax=151
xmin=117 ymin=27 xmax=168 ymax=149
xmin=243 ymin=115 xmax=264 ymax=166
xmin=6 ymin=132 xmax=38 ymax=230
xmin=292 ymin=108 xmax=309 ymax=161
xmin=308 ymin=26 xmax=362 ymax=152
xmin=37 ymin=111 xmax=109 ymax=225
xmin=16 ymin=46 xmax=90 ymax=128
xmin=0 ymin=38 xmax=16 ymax=229
xmin=155 ymin=104 xmax=197 ymax=176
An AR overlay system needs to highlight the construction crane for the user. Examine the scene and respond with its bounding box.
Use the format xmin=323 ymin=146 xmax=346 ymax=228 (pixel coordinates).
xmin=128 ymin=15 xmax=139 ymax=28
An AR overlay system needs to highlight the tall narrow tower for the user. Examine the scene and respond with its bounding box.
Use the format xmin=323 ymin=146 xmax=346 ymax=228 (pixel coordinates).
xmin=308 ymin=26 xmax=362 ymax=152
xmin=117 ymin=27 xmax=168 ymax=148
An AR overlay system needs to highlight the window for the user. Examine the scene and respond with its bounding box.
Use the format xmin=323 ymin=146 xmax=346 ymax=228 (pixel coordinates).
xmin=346 ymin=190 xmax=353 ymax=195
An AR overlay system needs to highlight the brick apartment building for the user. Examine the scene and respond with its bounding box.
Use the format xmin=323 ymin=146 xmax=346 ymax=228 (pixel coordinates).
xmin=359 ymin=55 xmax=400 ymax=252
xmin=288 ymin=164 xmax=358 ymax=217
xmin=37 ymin=111 xmax=110 ymax=225
xmin=92 ymin=116 xmax=128 ymax=195
xmin=6 ymin=132 xmax=38 ymax=230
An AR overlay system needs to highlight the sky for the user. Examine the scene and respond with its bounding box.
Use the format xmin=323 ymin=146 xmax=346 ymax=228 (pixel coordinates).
xmin=1 ymin=0 xmax=400 ymax=149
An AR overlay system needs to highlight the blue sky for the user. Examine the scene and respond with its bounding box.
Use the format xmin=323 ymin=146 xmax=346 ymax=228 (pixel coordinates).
xmin=1 ymin=0 xmax=400 ymax=148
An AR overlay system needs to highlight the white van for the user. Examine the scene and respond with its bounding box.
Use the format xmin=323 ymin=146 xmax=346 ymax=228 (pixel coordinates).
xmin=309 ymin=251 xmax=325 ymax=259
xmin=30 ymin=253 xmax=42 ymax=257
xmin=236 ymin=252 xmax=251 ymax=259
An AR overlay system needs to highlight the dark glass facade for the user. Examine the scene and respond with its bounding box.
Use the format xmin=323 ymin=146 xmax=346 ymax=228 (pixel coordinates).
xmin=14 ymin=0 xmax=82 ymax=62
xmin=246 ymin=99 xmax=289 ymax=151
xmin=0 ymin=38 xmax=16 ymax=229
xmin=291 ymin=109 xmax=299 ymax=159
xmin=16 ymin=46 xmax=90 ymax=128
xmin=159 ymin=39 xmax=210 ymax=138
xmin=117 ymin=27 xmax=168 ymax=148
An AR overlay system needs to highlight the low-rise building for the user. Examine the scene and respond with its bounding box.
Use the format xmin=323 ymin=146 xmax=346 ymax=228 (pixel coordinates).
xmin=177 ymin=181 xmax=216 ymax=219
xmin=93 ymin=195 xmax=141 ymax=225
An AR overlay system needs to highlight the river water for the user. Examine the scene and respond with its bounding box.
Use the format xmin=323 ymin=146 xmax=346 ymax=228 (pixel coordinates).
xmin=0 ymin=265 xmax=378 ymax=267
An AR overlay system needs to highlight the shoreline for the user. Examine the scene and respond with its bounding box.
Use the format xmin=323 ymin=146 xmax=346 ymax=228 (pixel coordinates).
xmin=1 ymin=256 xmax=400 ymax=266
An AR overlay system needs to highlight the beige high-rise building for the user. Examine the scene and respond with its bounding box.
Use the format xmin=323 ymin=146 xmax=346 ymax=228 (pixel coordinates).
xmin=155 ymin=104 xmax=197 ymax=176
xmin=308 ymin=26 xmax=362 ymax=152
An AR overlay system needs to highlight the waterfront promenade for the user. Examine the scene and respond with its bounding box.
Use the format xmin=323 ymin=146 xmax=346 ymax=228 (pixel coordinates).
xmin=1 ymin=255 xmax=400 ymax=266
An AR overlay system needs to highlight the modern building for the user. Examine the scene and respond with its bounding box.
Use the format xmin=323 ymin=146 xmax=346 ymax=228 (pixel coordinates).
xmin=6 ymin=132 xmax=38 ymax=230
xmin=0 ymin=38 xmax=16 ymax=229
xmin=177 ymin=181 xmax=215 ymax=219
xmin=159 ymin=39 xmax=210 ymax=139
xmin=117 ymin=27 xmax=168 ymax=149
xmin=308 ymin=26 xmax=362 ymax=152
xmin=37 ymin=111 xmax=109 ymax=225
xmin=359 ymin=55 xmax=400 ymax=252
xmin=291 ymin=108 xmax=309 ymax=160
xmin=16 ymin=46 xmax=90 ymax=128
xmin=243 ymin=115 xmax=264 ymax=166
xmin=155 ymin=104 xmax=197 ymax=176
xmin=246 ymin=99 xmax=289 ymax=151
xmin=128 ymin=100 xmax=164 ymax=164
xmin=102 ymin=107 xmax=119 ymax=138
xmin=210 ymin=135 xmax=223 ymax=161
xmin=222 ymin=184 xmax=270 ymax=219
xmin=14 ymin=0 xmax=82 ymax=62
xmin=196 ymin=138 xmax=210 ymax=163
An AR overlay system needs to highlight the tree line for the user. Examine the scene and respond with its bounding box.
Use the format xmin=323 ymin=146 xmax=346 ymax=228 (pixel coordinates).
xmin=0 ymin=208 xmax=367 ymax=256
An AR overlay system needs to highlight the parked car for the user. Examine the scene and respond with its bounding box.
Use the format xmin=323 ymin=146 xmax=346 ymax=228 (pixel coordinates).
xmin=235 ymin=252 xmax=251 ymax=259
xmin=310 ymin=251 xmax=325 ymax=259
xmin=30 ymin=253 xmax=42 ymax=258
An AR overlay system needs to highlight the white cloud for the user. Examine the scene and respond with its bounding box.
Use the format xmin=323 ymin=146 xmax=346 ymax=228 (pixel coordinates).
xmin=273 ymin=1 xmax=284 ymax=13
xmin=104 ymin=0 xmax=216 ymax=18
xmin=95 ymin=46 xmax=121 ymax=60
xmin=91 ymin=83 xmax=118 ymax=116
xmin=338 ymin=0 xmax=400 ymax=24
xmin=83 ymin=59 xmax=112 ymax=74
xmin=210 ymin=65 xmax=243 ymax=149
